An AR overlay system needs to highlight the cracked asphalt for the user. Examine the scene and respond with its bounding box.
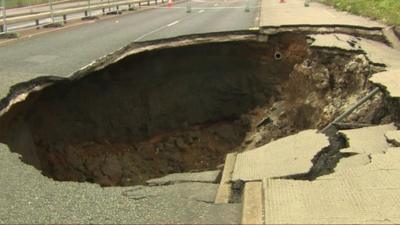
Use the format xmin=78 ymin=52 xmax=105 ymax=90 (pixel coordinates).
xmin=0 ymin=3 xmax=257 ymax=221
xmin=0 ymin=0 xmax=260 ymax=100
xmin=0 ymin=143 xmax=241 ymax=224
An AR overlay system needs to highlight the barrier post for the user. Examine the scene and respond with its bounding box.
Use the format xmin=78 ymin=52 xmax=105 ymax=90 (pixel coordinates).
xmin=87 ymin=0 xmax=92 ymax=17
xmin=49 ymin=0 xmax=55 ymax=23
xmin=1 ymin=0 xmax=7 ymax=33
xmin=245 ymin=0 xmax=250 ymax=12
xmin=29 ymin=0 xmax=33 ymax=13
xmin=186 ymin=0 xmax=191 ymax=13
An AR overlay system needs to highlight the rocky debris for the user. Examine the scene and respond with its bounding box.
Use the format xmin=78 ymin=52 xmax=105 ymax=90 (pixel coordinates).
xmin=245 ymin=51 xmax=386 ymax=150
xmin=1 ymin=32 xmax=399 ymax=187
xmin=39 ymin=121 xmax=246 ymax=186
xmin=146 ymin=170 xmax=221 ymax=186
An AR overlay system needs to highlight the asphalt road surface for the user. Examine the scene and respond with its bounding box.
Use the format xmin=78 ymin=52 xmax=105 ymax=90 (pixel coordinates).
xmin=0 ymin=0 xmax=260 ymax=98
xmin=0 ymin=1 xmax=259 ymax=223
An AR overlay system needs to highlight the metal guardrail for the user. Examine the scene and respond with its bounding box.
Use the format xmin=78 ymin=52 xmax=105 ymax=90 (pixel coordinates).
xmin=0 ymin=0 xmax=167 ymax=34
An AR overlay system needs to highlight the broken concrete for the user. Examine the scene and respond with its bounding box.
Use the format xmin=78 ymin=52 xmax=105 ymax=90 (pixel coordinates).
xmin=264 ymin=147 xmax=400 ymax=224
xmin=339 ymin=124 xmax=396 ymax=155
xmin=385 ymin=130 xmax=400 ymax=146
xmin=1 ymin=30 xmax=391 ymax=187
xmin=310 ymin=34 xmax=400 ymax=68
xmin=1 ymin=27 xmax=400 ymax=223
xmin=146 ymin=170 xmax=220 ymax=186
xmin=334 ymin=154 xmax=371 ymax=172
xmin=232 ymin=130 xmax=329 ymax=181
xmin=334 ymin=124 xmax=396 ymax=172
xmin=370 ymin=69 xmax=400 ymax=98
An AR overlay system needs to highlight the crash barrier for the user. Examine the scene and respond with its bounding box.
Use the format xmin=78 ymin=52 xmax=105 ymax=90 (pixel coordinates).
xmin=0 ymin=0 xmax=167 ymax=34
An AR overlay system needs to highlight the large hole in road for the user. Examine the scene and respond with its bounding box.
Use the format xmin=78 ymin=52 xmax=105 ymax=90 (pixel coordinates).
xmin=0 ymin=33 xmax=397 ymax=186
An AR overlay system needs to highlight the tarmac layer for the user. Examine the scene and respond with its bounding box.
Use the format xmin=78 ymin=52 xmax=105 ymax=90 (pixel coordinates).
xmin=0 ymin=144 xmax=241 ymax=224
xmin=1 ymin=0 xmax=400 ymax=223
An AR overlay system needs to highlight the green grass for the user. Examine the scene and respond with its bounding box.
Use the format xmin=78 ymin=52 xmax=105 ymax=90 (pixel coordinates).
xmin=5 ymin=0 xmax=68 ymax=8
xmin=318 ymin=0 xmax=400 ymax=26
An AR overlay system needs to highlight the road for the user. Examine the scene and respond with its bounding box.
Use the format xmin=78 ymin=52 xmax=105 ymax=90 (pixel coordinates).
xmin=0 ymin=0 xmax=260 ymax=98
xmin=0 ymin=2 xmax=257 ymax=223
xmin=6 ymin=0 xmax=107 ymax=16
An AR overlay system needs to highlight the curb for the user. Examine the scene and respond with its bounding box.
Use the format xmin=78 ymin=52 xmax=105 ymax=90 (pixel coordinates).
xmin=241 ymin=181 xmax=264 ymax=224
xmin=214 ymin=152 xmax=237 ymax=204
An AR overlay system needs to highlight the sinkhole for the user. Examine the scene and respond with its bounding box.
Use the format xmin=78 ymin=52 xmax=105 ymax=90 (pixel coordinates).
xmin=0 ymin=32 xmax=398 ymax=186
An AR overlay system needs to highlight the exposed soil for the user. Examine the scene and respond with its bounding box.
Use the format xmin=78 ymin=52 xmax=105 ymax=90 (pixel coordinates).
xmin=0 ymin=33 xmax=397 ymax=186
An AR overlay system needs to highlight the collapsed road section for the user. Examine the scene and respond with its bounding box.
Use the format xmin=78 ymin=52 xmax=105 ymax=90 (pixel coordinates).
xmin=0 ymin=28 xmax=399 ymax=187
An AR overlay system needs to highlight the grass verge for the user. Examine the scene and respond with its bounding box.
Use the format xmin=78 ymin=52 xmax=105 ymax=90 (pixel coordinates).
xmin=4 ymin=0 xmax=73 ymax=8
xmin=317 ymin=0 xmax=400 ymax=26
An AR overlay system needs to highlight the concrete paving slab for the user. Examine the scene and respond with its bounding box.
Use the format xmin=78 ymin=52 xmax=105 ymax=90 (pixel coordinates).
xmin=369 ymin=147 xmax=400 ymax=170
xmin=334 ymin=153 xmax=371 ymax=172
xmin=339 ymin=124 xmax=396 ymax=155
xmin=310 ymin=34 xmax=400 ymax=69
xmin=232 ymin=130 xmax=329 ymax=181
xmin=385 ymin=130 xmax=400 ymax=146
xmin=370 ymin=70 xmax=400 ymax=98
xmin=260 ymin=0 xmax=383 ymax=28
xmin=146 ymin=170 xmax=221 ymax=186
xmin=264 ymin=148 xmax=400 ymax=224
xmin=241 ymin=181 xmax=263 ymax=225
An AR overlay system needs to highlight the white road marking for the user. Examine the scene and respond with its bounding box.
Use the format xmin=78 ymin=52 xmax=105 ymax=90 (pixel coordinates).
xmin=134 ymin=19 xmax=182 ymax=42
xmin=192 ymin=6 xmax=258 ymax=10
xmin=167 ymin=20 xmax=180 ymax=27
xmin=134 ymin=26 xmax=168 ymax=42
xmin=198 ymin=9 xmax=205 ymax=13
xmin=214 ymin=3 xmax=219 ymax=6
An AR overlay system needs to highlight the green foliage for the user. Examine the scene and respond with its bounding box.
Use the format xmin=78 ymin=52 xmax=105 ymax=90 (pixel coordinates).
xmin=319 ymin=0 xmax=400 ymax=25
xmin=4 ymin=0 xmax=65 ymax=8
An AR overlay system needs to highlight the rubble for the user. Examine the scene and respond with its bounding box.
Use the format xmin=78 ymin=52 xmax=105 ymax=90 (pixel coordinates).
xmin=0 ymin=31 xmax=399 ymax=187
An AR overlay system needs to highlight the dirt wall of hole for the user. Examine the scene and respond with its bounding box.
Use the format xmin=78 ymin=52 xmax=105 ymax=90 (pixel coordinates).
xmin=0 ymin=33 xmax=394 ymax=186
xmin=0 ymin=34 xmax=309 ymax=186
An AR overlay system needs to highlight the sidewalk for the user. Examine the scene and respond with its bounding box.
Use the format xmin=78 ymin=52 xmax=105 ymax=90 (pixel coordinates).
xmin=260 ymin=0 xmax=383 ymax=28
xmin=1 ymin=0 xmax=400 ymax=223
xmin=228 ymin=1 xmax=400 ymax=224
